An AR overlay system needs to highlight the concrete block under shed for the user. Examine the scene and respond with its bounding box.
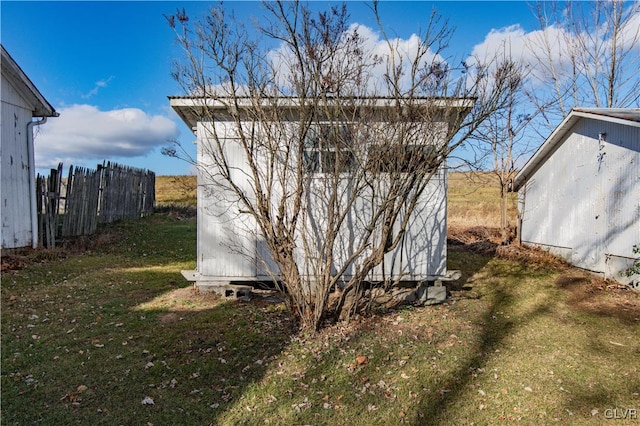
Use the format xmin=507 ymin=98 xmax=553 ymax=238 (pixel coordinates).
xmin=416 ymin=284 xmax=447 ymax=305
xmin=196 ymin=281 xmax=252 ymax=301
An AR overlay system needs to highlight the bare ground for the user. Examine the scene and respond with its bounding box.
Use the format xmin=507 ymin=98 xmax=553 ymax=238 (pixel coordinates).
xmin=448 ymin=225 xmax=640 ymax=323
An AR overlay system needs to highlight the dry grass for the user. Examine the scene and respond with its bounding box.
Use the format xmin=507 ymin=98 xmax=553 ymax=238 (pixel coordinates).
xmin=447 ymin=172 xmax=518 ymax=229
xmin=155 ymin=175 xmax=197 ymax=207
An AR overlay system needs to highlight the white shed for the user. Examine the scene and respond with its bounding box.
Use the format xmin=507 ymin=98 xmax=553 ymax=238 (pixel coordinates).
xmin=1 ymin=45 xmax=58 ymax=249
xmin=513 ymin=108 xmax=640 ymax=289
xmin=170 ymin=97 xmax=473 ymax=294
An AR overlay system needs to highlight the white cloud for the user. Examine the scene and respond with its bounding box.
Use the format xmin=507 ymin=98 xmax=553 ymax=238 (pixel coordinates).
xmin=268 ymin=23 xmax=444 ymax=95
xmin=466 ymin=2 xmax=640 ymax=89
xmin=354 ymin=24 xmax=444 ymax=93
xmin=468 ymin=24 xmax=529 ymax=64
xmin=34 ymin=104 xmax=179 ymax=169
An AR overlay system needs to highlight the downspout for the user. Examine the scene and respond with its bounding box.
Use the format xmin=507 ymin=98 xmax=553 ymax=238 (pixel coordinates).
xmin=517 ymin=184 xmax=525 ymax=246
xmin=27 ymin=116 xmax=48 ymax=248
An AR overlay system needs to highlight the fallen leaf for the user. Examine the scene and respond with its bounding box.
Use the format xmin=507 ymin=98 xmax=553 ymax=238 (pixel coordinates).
xmin=77 ymin=385 xmax=88 ymax=393
xmin=356 ymin=355 xmax=369 ymax=366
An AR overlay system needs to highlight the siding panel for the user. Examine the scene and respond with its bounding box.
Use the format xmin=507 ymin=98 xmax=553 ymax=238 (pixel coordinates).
xmin=1 ymin=78 xmax=34 ymax=249
xmin=519 ymin=114 xmax=640 ymax=282
xmin=194 ymin=119 xmax=448 ymax=283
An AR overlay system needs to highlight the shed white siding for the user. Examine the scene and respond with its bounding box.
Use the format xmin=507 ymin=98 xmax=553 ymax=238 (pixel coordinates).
xmin=516 ymin=109 xmax=640 ymax=285
xmin=1 ymin=77 xmax=35 ymax=248
xmin=194 ymin=119 xmax=448 ymax=283
xmin=1 ymin=45 xmax=57 ymax=249
xmin=196 ymin=120 xmax=259 ymax=279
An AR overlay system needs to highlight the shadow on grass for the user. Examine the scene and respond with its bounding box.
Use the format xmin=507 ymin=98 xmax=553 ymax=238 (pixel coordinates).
xmin=410 ymin=277 xmax=552 ymax=425
xmin=1 ymin=247 xmax=298 ymax=425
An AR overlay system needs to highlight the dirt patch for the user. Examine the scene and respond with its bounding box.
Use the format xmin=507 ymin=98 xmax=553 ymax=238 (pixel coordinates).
xmin=159 ymin=312 xmax=182 ymax=324
xmin=1 ymin=247 xmax=68 ymax=273
xmin=448 ymin=225 xmax=569 ymax=268
xmin=555 ymin=272 xmax=640 ymax=324
xmin=137 ymin=286 xmax=222 ymax=314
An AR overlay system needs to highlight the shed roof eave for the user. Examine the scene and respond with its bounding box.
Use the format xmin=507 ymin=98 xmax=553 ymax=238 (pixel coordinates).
xmin=513 ymin=108 xmax=640 ymax=191
xmin=169 ymin=95 xmax=476 ymax=131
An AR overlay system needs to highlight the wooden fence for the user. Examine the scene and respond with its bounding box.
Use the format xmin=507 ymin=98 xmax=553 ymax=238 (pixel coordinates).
xmin=36 ymin=162 xmax=155 ymax=248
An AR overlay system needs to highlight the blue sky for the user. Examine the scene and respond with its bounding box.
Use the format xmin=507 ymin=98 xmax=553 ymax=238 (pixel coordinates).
xmin=2 ymin=1 xmax=542 ymax=176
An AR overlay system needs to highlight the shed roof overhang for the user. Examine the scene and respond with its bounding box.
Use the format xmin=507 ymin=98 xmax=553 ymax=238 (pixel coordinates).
xmin=513 ymin=108 xmax=640 ymax=191
xmin=168 ymin=96 xmax=476 ymax=132
xmin=1 ymin=45 xmax=58 ymax=118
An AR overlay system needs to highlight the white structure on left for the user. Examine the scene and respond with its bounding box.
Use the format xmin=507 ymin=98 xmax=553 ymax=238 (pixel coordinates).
xmin=1 ymin=45 xmax=58 ymax=249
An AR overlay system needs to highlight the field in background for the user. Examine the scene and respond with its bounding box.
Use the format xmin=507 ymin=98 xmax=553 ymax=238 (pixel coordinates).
xmin=156 ymin=172 xmax=518 ymax=229
xmin=447 ymin=172 xmax=518 ymax=229
xmin=155 ymin=175 xmax=197 ymax=207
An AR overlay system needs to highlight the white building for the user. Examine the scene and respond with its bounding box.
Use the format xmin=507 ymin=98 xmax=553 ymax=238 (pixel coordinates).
xmin=513 ymin=108 xmax=640 ymax=289
xmin=1 ymin=45 xmax=58 ymax=249
xmin=170 ymin=96 xmax=473 ymax=294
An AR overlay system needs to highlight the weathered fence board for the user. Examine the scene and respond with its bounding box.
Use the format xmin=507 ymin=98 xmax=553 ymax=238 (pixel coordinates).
xmin=36 ymin=161 xmax=155 ymax=246
xmin=99 ymin=161 xmax=155 ymax=223
xmin=36 ymin=163 xmax=63 ymax=248
xmin=62 ymin=165 xmax=101 ymax=237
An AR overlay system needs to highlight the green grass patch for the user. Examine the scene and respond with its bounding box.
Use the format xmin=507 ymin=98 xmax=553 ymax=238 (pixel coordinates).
xmin=2 ymin=213 xmax=639 ymax=425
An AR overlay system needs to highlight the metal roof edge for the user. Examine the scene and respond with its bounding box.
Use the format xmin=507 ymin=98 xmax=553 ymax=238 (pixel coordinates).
xmin=1 ymin=44 xmax=58 ymax=118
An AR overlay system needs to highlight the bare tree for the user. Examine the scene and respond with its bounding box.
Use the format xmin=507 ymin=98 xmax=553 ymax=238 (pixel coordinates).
xmin=527 ymin=0 xmax=640 ymax=130
xmin=472 ymin=45 xmax=534 ymax=244
xmin=166 ymin=1 xmax=515 ymax=332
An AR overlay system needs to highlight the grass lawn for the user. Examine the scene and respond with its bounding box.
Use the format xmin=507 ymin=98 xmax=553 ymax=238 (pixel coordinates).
xmin=2 ymin=177 xmax=639 ymax=425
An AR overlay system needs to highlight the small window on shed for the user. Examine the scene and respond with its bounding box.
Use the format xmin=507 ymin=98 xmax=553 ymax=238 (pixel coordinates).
xmin=303 ymin=124 xmax=355 ymax=174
